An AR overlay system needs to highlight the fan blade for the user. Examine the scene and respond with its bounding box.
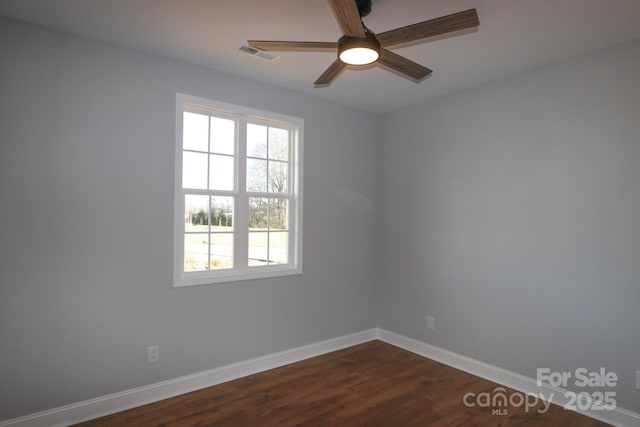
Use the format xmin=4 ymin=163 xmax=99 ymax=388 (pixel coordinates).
xmin=377 ymin=49 xmax=432 ymax=82
xmin=377 ymin=9 xmax=479 ymax=48
xmin=248 ymin=41 xmax=337 ymax=52
xmin=327 ymin=0 xmax=366 ymax=37
xmin=314 ymin=60 xmax=348 ymax=87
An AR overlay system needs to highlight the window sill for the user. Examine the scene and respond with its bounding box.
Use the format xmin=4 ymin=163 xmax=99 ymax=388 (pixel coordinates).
xmin=174 ymin=265 xmax=302 ymax=287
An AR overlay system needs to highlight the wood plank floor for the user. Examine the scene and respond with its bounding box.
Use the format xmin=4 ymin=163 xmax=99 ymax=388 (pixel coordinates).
xmin=75 ymin=340 xmax=610 ymax=426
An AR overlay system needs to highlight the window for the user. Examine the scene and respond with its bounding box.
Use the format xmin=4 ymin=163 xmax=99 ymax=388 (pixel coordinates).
xmin=174 ymin=93 xmax=303 ymax=286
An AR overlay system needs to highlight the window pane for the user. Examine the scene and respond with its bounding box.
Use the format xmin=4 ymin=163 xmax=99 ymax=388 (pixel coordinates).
xmin=247 ymin=123 xmax=267 ymax=158
xmin=211 ymin=196 xmax=233 ymax=230
xmin=185 ymin=195 xmax=210 ymax=232
xmin=210 ymin=117 xmax=234 ymax=155
xmin=247 ymin=158 xmax=267 ymax=192
xmin=209 ymin=154 xmax=234 ymax=191
xmin=210 ymin=233 xmax=233 ymax=269
xmin=269 ymin=231 xmax=288 ymax=265
xmin=248 ymin=197 xmax=268 ymax=230
xmin=268 ymin=198 xmax=288 ymax=230
xmin=268 ymin=160 xmax=288 ymax=193
xmin=183 ymin=151 xmax=208 ymax=190
xmin=183 ymin=112 xmax=209 ymax=152
xmin=268 ymin=127 xmax=288 ymax=161
xmin=248 ymin=232 xmax=268 ymax=266
xmin=184 ymin=233 xmax=209 ymax=271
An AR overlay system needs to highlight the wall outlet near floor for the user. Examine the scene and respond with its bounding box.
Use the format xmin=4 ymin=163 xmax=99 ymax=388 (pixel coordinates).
xmin=148 ymin=345 xmax=159 ymax=363
xmin=427 ymin=316 xmax=435 ymax=330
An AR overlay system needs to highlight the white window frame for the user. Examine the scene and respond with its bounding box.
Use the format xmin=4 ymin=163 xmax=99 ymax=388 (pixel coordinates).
xmin=174 ymin=93 xmax=303 ymax=287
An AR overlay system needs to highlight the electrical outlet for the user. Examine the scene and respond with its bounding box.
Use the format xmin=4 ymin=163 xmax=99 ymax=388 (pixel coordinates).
xmin=427 ymin=316 xmax=435 ymax=330
xmin=148 ymin=345 xmax=159 ymax=363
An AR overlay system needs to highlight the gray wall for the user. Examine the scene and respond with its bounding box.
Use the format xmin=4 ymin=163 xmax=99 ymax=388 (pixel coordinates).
xmin=0 ymin=18 xmax=377 ymax=420
xmin=378 ymin=38 xmax=640 ymax=413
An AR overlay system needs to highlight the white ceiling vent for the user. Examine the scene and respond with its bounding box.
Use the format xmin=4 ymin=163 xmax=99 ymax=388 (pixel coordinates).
xmin=238 ymin=45 xmax=279 ymax=62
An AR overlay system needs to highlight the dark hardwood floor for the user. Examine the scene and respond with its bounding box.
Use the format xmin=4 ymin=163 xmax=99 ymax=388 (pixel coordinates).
xmin=75 ymin=340 xmax=609 ymax=426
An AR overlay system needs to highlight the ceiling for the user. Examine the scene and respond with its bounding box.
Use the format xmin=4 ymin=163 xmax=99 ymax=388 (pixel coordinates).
xmin=2 ymin=0 xmax=640 ymax=114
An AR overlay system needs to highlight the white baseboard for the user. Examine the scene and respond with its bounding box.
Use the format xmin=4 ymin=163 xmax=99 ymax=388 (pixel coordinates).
xmin=376 ymin=328 xmax=640 ymax=427
xmin=3 ymin=328 xmax=638 ymax=427
xmin=0 ymin=329 xmax=377 ymax=427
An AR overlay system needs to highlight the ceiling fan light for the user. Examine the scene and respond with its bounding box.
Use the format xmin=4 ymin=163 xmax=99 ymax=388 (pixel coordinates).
xmin=338 ymin=33 xmax=381 ymax=65
xmin=340 ymin=47 xmax=379 ymax=65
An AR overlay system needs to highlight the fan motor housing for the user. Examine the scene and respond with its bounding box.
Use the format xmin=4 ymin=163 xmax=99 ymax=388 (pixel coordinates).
xmin=356 ymin=0 xmax=373 ymax=17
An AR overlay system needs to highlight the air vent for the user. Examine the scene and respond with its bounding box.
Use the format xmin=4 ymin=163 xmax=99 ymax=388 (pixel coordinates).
xmin=238 ymin=45 xmax=279 ymax=62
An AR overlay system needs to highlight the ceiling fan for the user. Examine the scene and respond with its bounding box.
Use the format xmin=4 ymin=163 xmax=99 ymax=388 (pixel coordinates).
xmin=247 ymin=0 xmax=479 ymax=87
